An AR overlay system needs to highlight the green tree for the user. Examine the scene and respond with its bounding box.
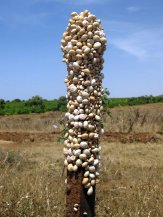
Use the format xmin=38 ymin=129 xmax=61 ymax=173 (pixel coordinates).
xmin=57 ymin=96 xmax=67 ymax=112
xmin=0 ymin=99 xmax=5 ymax=109
xmin=12 ymin=98 xmax=21 ymax=102
xmin=0 ymin=99 xmax=5 ymax=115
xmin=25 ymin=95 xmax=45 ymax=113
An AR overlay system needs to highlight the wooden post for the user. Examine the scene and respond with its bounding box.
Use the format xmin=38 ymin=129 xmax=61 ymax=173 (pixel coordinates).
xmin=61 ymin=10 xmax=107 ymax=217
xmin=66 ymin=169 xmax=96 ymax=216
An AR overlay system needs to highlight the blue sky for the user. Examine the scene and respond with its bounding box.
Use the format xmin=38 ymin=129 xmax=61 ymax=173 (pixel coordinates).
xmin=0 ymin=0 xmax=163 ymax=100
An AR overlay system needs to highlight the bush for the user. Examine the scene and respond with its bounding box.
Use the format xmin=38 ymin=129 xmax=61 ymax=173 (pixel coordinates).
xmin=102 ymin=88 xmax=110 ymax=108
xmin=25 ymin=95 xmax=45 ymax=113
xmin=0 ymin=99 xmax=5 ymax=109
xmin=0 ymin=94 xmax=162 ymax=116
xmin=57 ymin=96 xmax=67 ymax=112
xmin=12 ymin=99 xmax=21 ymax=102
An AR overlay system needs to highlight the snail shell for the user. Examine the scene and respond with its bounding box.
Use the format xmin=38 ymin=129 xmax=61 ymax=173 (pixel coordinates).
xmin=82 ymin=162 xmax=88 ymax=168
xmin=89 ymin=173 xmax=95 ymax=179
xmin=93 ymin=42 xmax=102 ymax=49
xmin=67 ymin=163 xmax=74 ymax=172
xmin=87 ymin=186 xmax=93 ymax=195
xmin=81 ymin=133 xmax=89 ymax=140
xmin=82 ymin=178 xmax=89 ymax=185
xmin=73 ymin=165 xmax=78 ymax=172
xmin=92 ymin=148 xmax=100 ymax=153
xmin=95 ymin=115 xmax=101 ymax=121
xmin=77 ymin=95 xmax=83 ymax=103
xmin=79 ymin=114 xmax=87 ymax=120
xmin=89 ymin=166 xmax=96 ymax=173
xmin=87 ymin=25 xmax=93 ymax=31
xmin=84 ymin=80 xmax=91 ymax=86
xmin=68 ymin=84 xmax=77 ymax=93
xmin=91 ymin=179 xmax=96 ymax=186
xmin=79 ymin=154 xmax=87 ymax=160
xmin=88 ymin=156 xmax=94 ymax=164
xmin=93 ymin=159 xmax=99 ymax=166
xmin=83 ymin=121 xmax=88 ymax=128
xmin=84 ymin=171 xmax=90 ymax=177
xmin=76 ymin=159 xmax=82 ymax=167
xmin=73 ymin=149 xmax=81 ymax=156
xmin=84 ymin=47 xmax=91 ymax=54
xmin=82 ymin=99 xmax=89 ymax=105
xmin=71 ymin=12 xmax=78 ymax=17
xmin=82 ymin=68 xmax=90 ymax=75
xmin=81 ymin=91 xmax=89 ymax=99
xmin=73 ymin=207 xmax=78 ymax=212
xmin=73 ymin=62 xmax=80 ymax=69
xmin=83 ymin=149 xmax=91 ymax=156
xmin=80 ymin=141 xmax=88 ymax=149
xmin=84 ymin=182 xmax=91 ymax=189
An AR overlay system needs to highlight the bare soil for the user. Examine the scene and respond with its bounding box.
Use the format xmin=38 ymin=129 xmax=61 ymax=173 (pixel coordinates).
xmin=0 ymin=131 xmax=162 ymax=147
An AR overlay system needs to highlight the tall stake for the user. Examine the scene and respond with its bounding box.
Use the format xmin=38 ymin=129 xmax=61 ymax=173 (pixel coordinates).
xmin=61 ymin=10 xmax=107 ymax=216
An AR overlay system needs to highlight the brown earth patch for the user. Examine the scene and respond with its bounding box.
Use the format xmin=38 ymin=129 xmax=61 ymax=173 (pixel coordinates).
xmin=0 ymin=131 xmax=161 ymax=145
xmin=0 ymin=131 xmax=57 ymax=144
xmin=104 ymin=132 xmax=161 ymax=143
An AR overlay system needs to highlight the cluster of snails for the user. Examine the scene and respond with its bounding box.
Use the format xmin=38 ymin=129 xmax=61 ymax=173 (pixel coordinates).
xmin=61 ymin=10 xmax=107 ymax=196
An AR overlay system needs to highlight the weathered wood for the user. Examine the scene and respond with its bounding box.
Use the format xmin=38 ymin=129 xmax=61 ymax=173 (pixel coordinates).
xmin=66 ymin=168 xmax=95 ymax=217
xmin=80 ymin=183 xmax=96 ymax=217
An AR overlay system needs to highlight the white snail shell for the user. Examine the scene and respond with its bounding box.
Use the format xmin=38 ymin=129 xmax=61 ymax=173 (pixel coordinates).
xmin=87 ymin=186 xmax=94 ymax=195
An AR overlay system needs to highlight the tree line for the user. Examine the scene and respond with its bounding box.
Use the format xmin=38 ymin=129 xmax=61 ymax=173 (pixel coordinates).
xmin=0 ymin=94 xmax=162 ymax=116
xmin=0 ymin=96 xmax=67 ymax=115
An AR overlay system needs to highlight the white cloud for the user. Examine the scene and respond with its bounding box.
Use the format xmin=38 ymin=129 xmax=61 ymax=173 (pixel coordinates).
xmin=127 ymin=6 xmax=142 ymax=12
xmin=113 ymin=38 xmax=147 ymax=59
xmin=114 ymin=29 xmax=163 ymax=60
xmin=103 ymin=20 xmax=163 ymax=60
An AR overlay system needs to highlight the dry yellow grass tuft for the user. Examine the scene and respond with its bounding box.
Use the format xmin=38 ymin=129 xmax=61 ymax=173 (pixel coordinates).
xmin=0 ymin=140 xmax=162 ymax=216
xmin=0 ymin=141 xmax=65 ymax=217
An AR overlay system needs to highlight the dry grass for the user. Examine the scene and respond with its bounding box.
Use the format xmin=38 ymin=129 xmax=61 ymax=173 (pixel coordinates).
xmin=0 ymin=140 xmax=162 ymax=216
xmin=103 ymin=103 xmax=163 ymax=133
xmin=0 ymin=104 xmax=162 ymax=133
xmin=0 ymin=104 xmax=163 ymax=216
xmin=0 ymin=141 xmax=65 ymax=217
xmin=97 ymin=142 xmax=163 ymax=217
xmin=0 ymin=112 xmax=63 ymax=132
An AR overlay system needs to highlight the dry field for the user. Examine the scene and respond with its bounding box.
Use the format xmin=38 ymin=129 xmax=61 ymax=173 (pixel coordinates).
xmin=0 ymin=103 xmax=163 ymax=217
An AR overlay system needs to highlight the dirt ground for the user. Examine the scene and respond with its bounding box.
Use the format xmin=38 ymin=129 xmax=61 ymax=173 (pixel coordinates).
xmin=0 ymin=131 xmax=162 ymax=147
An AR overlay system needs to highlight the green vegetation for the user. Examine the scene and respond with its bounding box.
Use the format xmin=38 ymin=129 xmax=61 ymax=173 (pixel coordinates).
xmin=107 ymin=95 xmax=163 ymax=108
xmin=0 ymin=95 xmax=162 ymax=116
xmin=0 ymin=95 xmax=67 ymax=116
